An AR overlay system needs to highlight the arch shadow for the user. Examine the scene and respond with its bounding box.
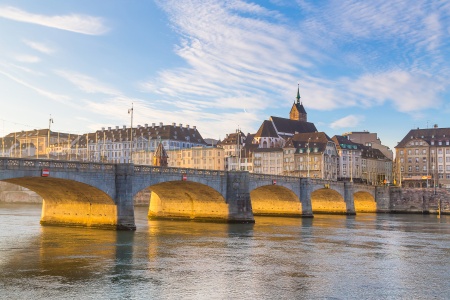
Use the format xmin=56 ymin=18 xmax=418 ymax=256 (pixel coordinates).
xmin=2 ymin=177 xmax=117 ymax=229
xmin=311 ymin=188 xmax=347 ymax=214
xmin=144 ymin=181 xmax=230 ymax=222
xmin=354 ymin=191 xmax=376 ymax=213
xmin=250 ymin=185 xmax=302 ymax=217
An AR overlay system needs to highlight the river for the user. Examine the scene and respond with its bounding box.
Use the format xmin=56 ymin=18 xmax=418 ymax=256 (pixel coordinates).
xmin=0 ymin=203 xmax=449 ymax=299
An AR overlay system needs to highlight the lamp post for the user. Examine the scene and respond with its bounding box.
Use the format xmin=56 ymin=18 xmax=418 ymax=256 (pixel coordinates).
xmin=128 ymin=103 xmax=134 ymax=163
xmin=307 ymin=137 xmax=311 ymax=178
xmin=48 ymin=115 xmax=53 ymax=159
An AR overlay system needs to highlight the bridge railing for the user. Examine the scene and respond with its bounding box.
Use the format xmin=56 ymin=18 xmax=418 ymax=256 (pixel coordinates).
xmin=0 ymin=157 xmax=116 ymax=172
xmin=133 ymin=165 xmax=227 ymax=177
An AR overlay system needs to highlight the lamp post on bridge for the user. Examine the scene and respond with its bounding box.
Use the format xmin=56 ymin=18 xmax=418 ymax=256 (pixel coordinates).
xmin=47 ymin=115 xmax=53 ymax=159
xmin=307 ymin=137 xmax=311 ymax=178
xmin=128 ymin=103 xmax=134 ymax=163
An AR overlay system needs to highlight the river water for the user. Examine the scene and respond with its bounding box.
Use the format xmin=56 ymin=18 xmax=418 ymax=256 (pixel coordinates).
xmin=0 ymin=203 xmax=449 ymax=300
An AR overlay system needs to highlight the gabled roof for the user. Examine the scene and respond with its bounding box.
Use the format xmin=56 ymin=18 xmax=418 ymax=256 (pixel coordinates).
xmin=291 ymin=132 xmax=332 ymax=153
xmin=270 ymin=116 xmax=317 ymax=135
xmin=217 ymin=131 xmax=246 ymax=146
xmin=332 ymin=135 xmax=363 ymax=150
xmin=395 ymin=127 xmax=450 ymax=148
xmin=254 ymin=120 xmax=278 ymax=138
xmin=360 ymin=144 xmax=389 ymax=160
xmin=155 ymin=142 xmax=168 ymax=158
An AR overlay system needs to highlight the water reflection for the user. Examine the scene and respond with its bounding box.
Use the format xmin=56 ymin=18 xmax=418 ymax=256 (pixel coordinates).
xmin=0 ymin=204 xmax=449 ymax=299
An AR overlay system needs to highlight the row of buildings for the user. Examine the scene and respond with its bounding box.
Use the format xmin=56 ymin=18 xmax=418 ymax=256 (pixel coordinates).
xmin=1 ymin=86 xmax=448 ymax=188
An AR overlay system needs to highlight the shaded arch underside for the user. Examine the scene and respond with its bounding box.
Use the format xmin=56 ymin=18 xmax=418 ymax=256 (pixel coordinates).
xmin=311 ymin=189 xmax=346 ymax=214
xmin=354 ymin=191 xmax=376 ymax=213
xmin=147 ymin=181 xmax=229 ymax=221
xmin=250 ymin=185 xmax=301 ymax=216
xmin=3 ymin=177 xmax=118 ymax=228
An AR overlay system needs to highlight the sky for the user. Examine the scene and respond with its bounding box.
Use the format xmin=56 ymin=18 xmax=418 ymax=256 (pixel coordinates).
xmin=1 ymin=0 xmax=450 ymax=152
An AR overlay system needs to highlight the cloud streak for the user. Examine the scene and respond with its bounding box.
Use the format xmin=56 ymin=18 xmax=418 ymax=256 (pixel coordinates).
xmin=0 ymin=6 xmax=108 ymax=35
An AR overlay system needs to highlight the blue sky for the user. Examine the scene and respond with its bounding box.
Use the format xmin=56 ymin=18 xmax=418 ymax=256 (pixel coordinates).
xmin=1 ymin=0 xmax=449 ymax=151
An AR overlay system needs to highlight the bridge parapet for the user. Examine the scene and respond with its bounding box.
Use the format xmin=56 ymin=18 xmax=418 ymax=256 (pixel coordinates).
xmin=133 ymin=165 xmax=226 ymax=177
xmin=0 ymin=157 xmax=115 ymax=173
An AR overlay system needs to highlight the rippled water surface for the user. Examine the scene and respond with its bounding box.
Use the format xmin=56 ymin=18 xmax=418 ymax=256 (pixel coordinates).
xmin=0 ymin=203 xmax=449 ymax=299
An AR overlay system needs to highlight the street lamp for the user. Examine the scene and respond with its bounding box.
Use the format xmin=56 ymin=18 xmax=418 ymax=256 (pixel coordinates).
xmin=128 ymin=103 xmax=134 ymax=163
xmin=48 ymin=115 xmax=53 ymax=159
xmin=307 ymin=137 xmax=311 ymax=178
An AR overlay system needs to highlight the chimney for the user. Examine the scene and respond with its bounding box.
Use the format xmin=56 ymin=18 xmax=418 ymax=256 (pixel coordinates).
xmin=108 ymin=127 xmax=111 ymax=131
xmin=123 ymin=125 xmax=126 ymax=129
xmin=115 ymin=126 xmax=119 ymax=130
xmin=102 ymin=127 xmax=105 ymax=131
xmin=159 ymin=122 xmax=163 ymax=127
xmin=179 ymin=123 xmax=182 ymax=128
xmin=193 ymin=126 xmax=196 ymax=130
xmin=145 ymin=124 xmax=148 ymax=128
xmin=172 ymin=122 xmax=176 ymax=126
xmin=186 ymin=124 xmax=190 ymax=129
xmin=434 ymin=124 xmax=438 ymax=128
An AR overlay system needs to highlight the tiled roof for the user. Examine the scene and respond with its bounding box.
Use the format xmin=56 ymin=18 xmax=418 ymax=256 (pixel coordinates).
xmin=254 ymin=120 xmax=278 ymax=138
xmin=332 ymin=135 xmax=363 ymax=150
xmin=291 ymin=132 xmax=331 ymax=152
xmin=395 ymin=127 xmax=450 ymax=148
xmin=217 ymin=131 xmax=246 ymax=146
xmin=270 ymin=116 xmax=317 ymax=135
xmin=360 ymin=144 xmax=388 ymax=160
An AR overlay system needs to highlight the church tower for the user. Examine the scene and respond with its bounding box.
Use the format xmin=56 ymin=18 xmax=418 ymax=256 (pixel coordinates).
xmin=289 ymin=84 xmax=307 ymax=122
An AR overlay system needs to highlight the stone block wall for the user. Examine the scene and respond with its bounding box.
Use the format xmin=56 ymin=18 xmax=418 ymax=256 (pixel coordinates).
xmin=0 ymin=181 xmax=42 ymax=203
xmin=389 ymin=187 xmax=450 ymax=214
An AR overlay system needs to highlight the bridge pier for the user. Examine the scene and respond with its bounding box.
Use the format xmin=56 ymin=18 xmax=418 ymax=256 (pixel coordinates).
xmin=300 ymin=178 xmax=313 ymax=217
xmin=226 ymin=172 xmax=255 ymax=223
xmin=344 ymin=182 xmax=356 ymax=215
xmin=115 ymin=164 xmax=136 ymax=230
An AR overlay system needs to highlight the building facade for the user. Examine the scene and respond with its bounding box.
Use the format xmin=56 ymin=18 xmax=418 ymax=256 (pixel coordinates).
xmin=395 ymin=125 xmax=450 ymax=188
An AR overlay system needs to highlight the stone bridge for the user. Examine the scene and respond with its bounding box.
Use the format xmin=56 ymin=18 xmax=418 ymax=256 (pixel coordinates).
xmin=0 ymin=158 xmax=386 ymax=230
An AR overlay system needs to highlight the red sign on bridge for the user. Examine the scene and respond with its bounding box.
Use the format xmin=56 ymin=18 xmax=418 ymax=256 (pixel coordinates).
xmin=41 ymin=169 xmax=50 ymax=177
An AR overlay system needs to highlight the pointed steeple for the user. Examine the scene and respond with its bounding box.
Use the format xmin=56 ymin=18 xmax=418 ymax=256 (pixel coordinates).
xmin=296 ymin=83 xmax=301 ymax=104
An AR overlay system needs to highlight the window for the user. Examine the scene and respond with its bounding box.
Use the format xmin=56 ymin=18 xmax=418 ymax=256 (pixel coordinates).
xmin=415 ymin=149 xmax=419 ymax=155
xmin=400 ymin=150 xmax=404 ymax=155
xmin=408 ymin=150 xmax=412 ymax=155
xmin=423 ymin=157 xmax=427 ymax=163
xmin=438 ymin=149 xmax=443 ymax=155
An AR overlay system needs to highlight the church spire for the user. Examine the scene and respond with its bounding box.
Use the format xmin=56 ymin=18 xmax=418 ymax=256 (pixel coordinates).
xmin=296 ymin=83 xmax=301 ymax=104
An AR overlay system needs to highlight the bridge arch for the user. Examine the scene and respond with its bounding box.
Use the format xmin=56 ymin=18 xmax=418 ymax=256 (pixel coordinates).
xmin=311 ymin=188 xmax=347 ymax=214
xmin=142 ymin=180 xmax=229 ymax=221
xmin=250 ymin=185 xmax=301 ymax=217
xmin=353 ymin=191 xmax=376 ymax=213
xmin=2 ymin=177 xmax=118 ymax=228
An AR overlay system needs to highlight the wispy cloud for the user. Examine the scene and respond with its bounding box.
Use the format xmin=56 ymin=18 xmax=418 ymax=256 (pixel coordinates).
xmin=56 ymin=70 xmax=120 ymax=95
xmin=330 ymin=115 xmax=364 ymax=129
xmin=0 ymin=70 xmax=71 ymax=104
xmin=147 ymin=0 xmax=314 ymax=115
xmin=0 ymin=6 xmax=108 ymax=35
xmin=23 ymin=39 xmax=55 ymax=54
xmin=14 ymin=54 xmax=40 ymax=63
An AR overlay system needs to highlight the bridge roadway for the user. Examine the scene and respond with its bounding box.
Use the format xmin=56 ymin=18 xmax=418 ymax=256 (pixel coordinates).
xmin=0 ymin=158 xmax=389 ymax=230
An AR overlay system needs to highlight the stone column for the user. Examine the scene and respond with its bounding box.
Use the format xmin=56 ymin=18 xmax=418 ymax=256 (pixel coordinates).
xmin=226 ymin=171 xmax=254 ymax=223
xmin=300 ymin=178 xmax=313 ymax=217
xmin=344 ymin=181 xmax=356 ymax=215
xmin=115 ymin=164 xmax=136 ymax=230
